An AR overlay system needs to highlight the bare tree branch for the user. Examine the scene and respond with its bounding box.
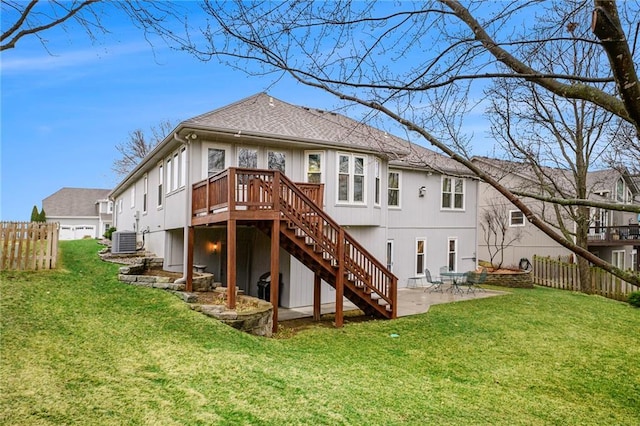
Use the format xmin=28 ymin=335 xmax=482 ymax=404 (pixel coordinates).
xmin=1 ymin=0 xmax=102 ymax=51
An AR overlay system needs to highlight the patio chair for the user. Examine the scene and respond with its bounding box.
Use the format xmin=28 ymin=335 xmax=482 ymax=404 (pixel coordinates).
xmin=423 ymin=268 xmax=444 ymax=293
xmin=466 ymin=268 xmax=488 ymax=293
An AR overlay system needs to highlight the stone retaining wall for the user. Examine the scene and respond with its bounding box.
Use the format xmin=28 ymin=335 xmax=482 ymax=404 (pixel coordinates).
xmin=190 ymin=296 xmax=274 ymax=337
xmin=485 ymin=271 xmax=533 ymax=288
xmin=117 ymin=258 xmax=215 ymax=291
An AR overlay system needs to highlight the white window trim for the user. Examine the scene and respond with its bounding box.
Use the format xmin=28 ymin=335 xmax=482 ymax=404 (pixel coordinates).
xmin=118 ymin=199 xmax=123 ymax=214
xmin=509 ymin=210 xmax=526 ymax=227
xmin=203 ymin=143 xmax=231 ymax=179
xmin=334 ymin=153 xmax=366 ymax=204
xmin=166 ymin=157 xmax=173 ymax=194
xmin=441 ymin=176 xmax=465 ymax=211
xmin=374 ymin=158 xmax=381 ymax=207
xmin=612 ymin=250 xmax=625 ymax=270
xmin=415 ymin=237 xmax=426 ymax=277
xmin=304 ymin=150 xmax=325 ymax=184
xmin=142 ymin=174 xmax=148 ymax=214
xmin=388 ymin=170 xmax=401 ymax=209
xmin=130 ymin=185 xmax=136 ymax=209
xmin=179 ymin=147 xmax=186 ymax=188
xmin=158 ymin=162 xmax=164 ymax=209
xmin=447 ymin=237 xmax=458 ymax=272
xmin=172 ymin=152 xmax=179 ymax=192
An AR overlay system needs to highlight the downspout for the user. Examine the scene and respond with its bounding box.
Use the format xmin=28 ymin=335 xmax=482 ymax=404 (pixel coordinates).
xmin=174 ymin=132 xmax=193 ymax=284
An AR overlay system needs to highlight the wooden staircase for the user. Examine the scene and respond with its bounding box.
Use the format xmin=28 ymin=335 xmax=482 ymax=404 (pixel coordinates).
xmin=191 ymin=168 xmax=397 ymax=322
xmin=254 ymin=172 xmax=397 ymax=320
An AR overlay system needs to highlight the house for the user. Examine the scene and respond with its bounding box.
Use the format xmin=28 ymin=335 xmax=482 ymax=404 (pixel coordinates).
xmin=42 ymin=187 xmax=113 ymax=240
xmin=473 ymin=157 xmax=640 ymax=272
xmin=109 ymin=93 xmax=479 ymax=329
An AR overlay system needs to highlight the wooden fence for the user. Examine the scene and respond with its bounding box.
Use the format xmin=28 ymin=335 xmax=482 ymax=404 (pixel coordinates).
xmin=0 ymin=222 xmax=59 ymax=271
xmin=532 ymin=255 xmax=639 ymax=301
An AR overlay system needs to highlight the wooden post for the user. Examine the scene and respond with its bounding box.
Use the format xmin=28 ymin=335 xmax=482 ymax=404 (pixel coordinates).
xmin=335 ymin=228 xmax=345 ymax=328
xmin=226 ymin=219 xmax=237 ymax=309
xmin=270 ymin=219 xmax=280 ymax=334
xmin=186 ymin=226 xmax=194 ymax=292
xmin=313 ymin=273 xmax=321 ymax=321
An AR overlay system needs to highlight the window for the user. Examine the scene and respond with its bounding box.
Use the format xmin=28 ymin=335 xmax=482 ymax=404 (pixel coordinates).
xmin=305 ymin=151 xmax=324 ymax=183
xmin=268 ymin=151 xmax=286 ymax=172
xmin=374 ymin=159 xmax=381 ymax=206
xmin=208 ymin=148 xmax=226 ymax=176
xmin=616 ymin=178 xmax=625 ymax=202
xmin=166 ymin=157 xmax=173 ymax=193
xmin=509 ymin=210 xmax=525 ymax=227
xmin=143 ymin=174 xmax=148 ymax=213
xmin=107 ymin=201 xmax=113 ymax=214
xmin=447 ymin=238 xmax=457 ymax=272
xmin=158 ymin=163 xmax=163 ymax=207
xmin=415 ymin=238 xmax=426 ymax=276
xmin=179 ymin=147 xmax=186 ymax=188
xmin=442 ymin=176 xmax=464 ymax=210
xmin=238 ymin=148 xmax=258 ymax=168
xmin=388 ymin=171 xmax=400 ymax=207
xmin=118 ymin=199 xmax=123 ymax=214
xmin=631 ymin=250 xmax=637 ymax=272
xmin=612 ymin=250 xmax=625 ymax=270
xmin=172 ymin=152 xmax=179 ymax=191
xmin=130 ymin=185 xmax=135 ymax=208
xmin=337 ymin=153 xmax=365 ymax=203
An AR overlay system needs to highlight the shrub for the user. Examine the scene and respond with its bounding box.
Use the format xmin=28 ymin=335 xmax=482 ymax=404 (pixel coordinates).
xmin=628 ymin=291 xmax=640 ymax=308
xmin=104 ymin=227 xmax=116 ymax=240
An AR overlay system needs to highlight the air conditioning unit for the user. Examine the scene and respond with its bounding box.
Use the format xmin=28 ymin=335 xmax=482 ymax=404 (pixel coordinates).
xmin=112 ymin=231 xmax=137 ymax=254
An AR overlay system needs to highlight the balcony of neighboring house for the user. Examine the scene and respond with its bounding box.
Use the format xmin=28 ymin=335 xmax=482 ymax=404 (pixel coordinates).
xmin=587 ymin=224 xmax=640 ymax=246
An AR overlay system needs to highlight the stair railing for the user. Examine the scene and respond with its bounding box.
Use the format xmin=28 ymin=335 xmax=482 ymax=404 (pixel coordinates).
xmin=274 ymin=172 xmax=397 ymax=316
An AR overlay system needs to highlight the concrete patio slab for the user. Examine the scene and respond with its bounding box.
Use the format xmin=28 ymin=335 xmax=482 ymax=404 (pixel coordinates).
xmin=278 ymin=285 xmax=507 ymax=321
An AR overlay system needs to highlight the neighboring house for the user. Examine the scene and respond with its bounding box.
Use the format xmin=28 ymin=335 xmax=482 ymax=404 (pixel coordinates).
xmin=43 ymin=188 xmax=113 ymax=240
xmin=473 ymin=157 xmax=640 ymax=272
xmin=109 ymin=93 xmax=479 ymax=326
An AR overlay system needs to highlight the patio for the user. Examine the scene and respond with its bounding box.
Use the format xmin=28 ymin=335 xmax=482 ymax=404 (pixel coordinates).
xmin=279 ymin=285 xmax=506 ymax=321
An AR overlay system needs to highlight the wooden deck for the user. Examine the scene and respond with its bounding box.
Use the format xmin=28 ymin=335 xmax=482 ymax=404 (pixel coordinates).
xmin=587 ymin=225 xmax=640 ymax=246
xmin=188 ymin=168 xmax=397 ymax=332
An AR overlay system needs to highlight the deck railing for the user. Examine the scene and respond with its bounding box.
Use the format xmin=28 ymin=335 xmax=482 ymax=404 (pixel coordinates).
xmin=192 ymin=168 xmax=324 ymax=216
xmin=587 ymin=225 xmax=640 ymax=244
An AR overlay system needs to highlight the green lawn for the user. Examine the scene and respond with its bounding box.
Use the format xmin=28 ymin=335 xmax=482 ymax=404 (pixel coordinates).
xmin=1 ymin=240 xmax=639 ymax=425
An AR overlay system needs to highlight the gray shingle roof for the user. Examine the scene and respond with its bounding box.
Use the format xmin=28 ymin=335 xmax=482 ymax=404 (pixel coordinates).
xmin=186 ymin=93 xmax=410 ymax=155
xmin=43 ymin=188 xmax=111 ymax=217
xmin=112 ymin=93 xmax=479 ymax=198
xmin=185 ymin=92 xmax=472 ymax=175
xmin=473 ymin=156 xmax=639 ymax=198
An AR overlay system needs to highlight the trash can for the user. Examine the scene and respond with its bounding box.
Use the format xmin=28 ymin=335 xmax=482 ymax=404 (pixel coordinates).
xmin=256 ymin=271 xmax=284 ymax=306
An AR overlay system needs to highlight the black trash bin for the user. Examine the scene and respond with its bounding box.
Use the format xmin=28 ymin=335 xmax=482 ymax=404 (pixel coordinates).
xmin=256 ymin=272 xmax=284 ymax=306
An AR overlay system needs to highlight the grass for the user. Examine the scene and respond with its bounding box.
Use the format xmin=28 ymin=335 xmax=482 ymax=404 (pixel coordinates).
xmin=1 ymin=240 xmax=639 ymax=425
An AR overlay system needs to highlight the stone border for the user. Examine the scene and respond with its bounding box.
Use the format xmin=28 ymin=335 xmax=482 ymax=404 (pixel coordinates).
xmin=484 ymin=270 xmax=533 ymax=288
xmin=189 ymin=294 xmax=274 ymax=337
xmin=117 ymin=259 xmax=215 ymax=292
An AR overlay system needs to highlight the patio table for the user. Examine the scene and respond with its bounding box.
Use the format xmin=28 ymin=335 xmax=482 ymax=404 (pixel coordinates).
xmin=441 ymin=271 xmax=468 ymax=294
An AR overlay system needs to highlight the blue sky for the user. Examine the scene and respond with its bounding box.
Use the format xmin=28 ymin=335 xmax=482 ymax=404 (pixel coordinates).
xmin=1 ymin=4 xmax=491 ymax=222
xmin=0 ymin=8 xmax=345 ymax=221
